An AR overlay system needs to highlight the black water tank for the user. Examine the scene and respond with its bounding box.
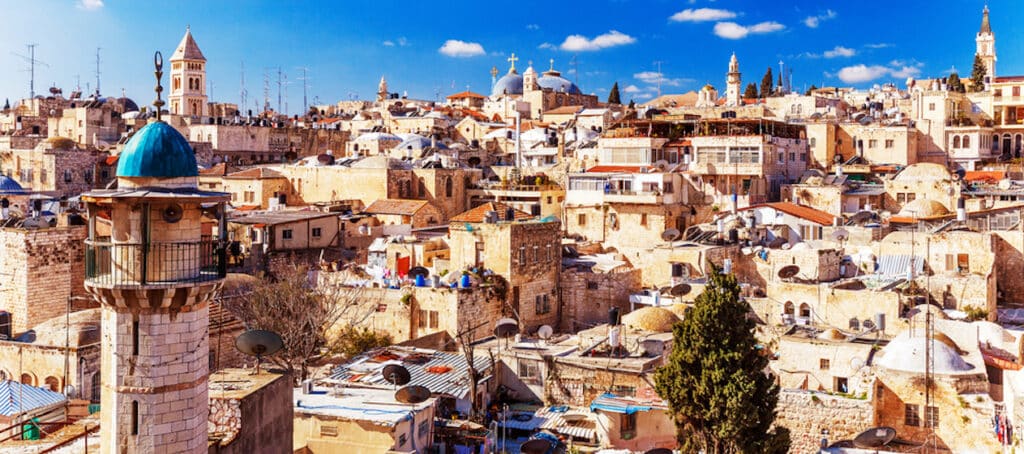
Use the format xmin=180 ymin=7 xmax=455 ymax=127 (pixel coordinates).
xmin=505 ymin=207 xmax=515 ymax=221
xmin=609 ymin=307 xmax=620 ymax=326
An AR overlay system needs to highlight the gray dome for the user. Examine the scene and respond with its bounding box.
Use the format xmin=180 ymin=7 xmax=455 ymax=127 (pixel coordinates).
xmin=537 ymin=74 xmax=581 ymax=94
xmin=492 ymin=72 xmax=523 ymax=97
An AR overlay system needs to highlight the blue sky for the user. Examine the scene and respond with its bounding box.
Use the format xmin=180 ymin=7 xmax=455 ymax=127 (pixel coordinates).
xmin=1 ymin=0 xmax=1022 ymax=115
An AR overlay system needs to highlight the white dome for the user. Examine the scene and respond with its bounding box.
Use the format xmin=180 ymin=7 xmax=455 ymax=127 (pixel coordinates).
xmin=356 ymin=132 xmax=402 ymax=142
xmin=877 ymin=332 xmax=975 ymax=374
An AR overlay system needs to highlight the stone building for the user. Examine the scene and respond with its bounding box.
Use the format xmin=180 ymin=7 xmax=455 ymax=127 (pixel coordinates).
xmin=0 ymin=309 xmax=101 ymax=402
xmin=0 ymin=224 xmax=87 ymax=334
xmin=169 ymin=27 xmax=209 ymax=117
xmin=363 ymin=198 xmax=445 ymax=229
xmin=448 ymin=202 xmax=562 ymax=333
xmin=0 ymin=137 xmax=110 ymax=197
xmin=221 ymin=167 xmax=292 ymax=209
xmin=484 ymin=57 xmax=600 ymax=121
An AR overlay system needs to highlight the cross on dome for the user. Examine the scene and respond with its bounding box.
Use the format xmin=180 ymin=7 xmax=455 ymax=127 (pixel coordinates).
xmin=507 ymin=53 xmax=518 ymax=73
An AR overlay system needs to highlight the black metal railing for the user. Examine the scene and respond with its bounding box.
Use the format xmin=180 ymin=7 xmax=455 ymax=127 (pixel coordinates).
xmin=85 ymin=238 xmax=226 ymax=287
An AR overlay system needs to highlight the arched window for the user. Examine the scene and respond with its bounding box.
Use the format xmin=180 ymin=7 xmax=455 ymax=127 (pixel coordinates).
xmin=952 ymin=136 xmax=961 ymax=148
xmin=799 ymin=303 xmax=811 ymax=318
xmin=91 ymin=372 xmax=100 ymax=401
xmin=993 ymin=134 xmax=1001 ymax=151
xmin=44 ymin=376 xmax=59 ymax=392
xmin=131 ymin=401 xmax=139 ymax=435
xmin=20 ymin=373 xmax=34 ymax=386
xmin=783 ymin=301 xmax=794 ymax=315
xmin=962 ymin=135 xmax=970 ymax=148
xmin=444 ymin=177 xmax=453 ymax=198
xmin=809 ymin=137 xmax=816 ymax=147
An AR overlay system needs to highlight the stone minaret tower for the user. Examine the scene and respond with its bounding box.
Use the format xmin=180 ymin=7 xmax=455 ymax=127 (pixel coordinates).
xmin=82 ymin=52 xmax=228 ymax=453
xmin=975 ymin=6 xmax=996 ymax=85
xmin=725 ymin=53 xmax=742 ymax=107
xmin=169 ymin=26 xmax=208 ymax=117
xmin=377 ymin=76 xmax=388 ymax=102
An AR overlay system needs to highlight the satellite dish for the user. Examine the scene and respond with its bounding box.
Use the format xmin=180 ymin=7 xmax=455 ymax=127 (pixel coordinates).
xmin=853 ymin=427 xmax=897 ymax=448
xmin=520 ymin=439 xmax=553 ymax=454
xmin=394 ymin=385 xmax=431 ymax=404
xmin=831 ymin=228 xmax=849 ymax=242
xmin=670 ymin=283 xmax=692 ymax=297
xmin=999 ymin=179 xmax=1012 ymax=190
xmin=850 ymin=357 xmax=865 ymax=370
xmin=661 ymin=228 xmax=681 ymax=242
xmin=494 ymin=318 xmax=519 ymax=338
xmin=538 ymin=325 xmax=553 ymax=340
xmin=63 ymin=385 xmax=76 ymax=397
xmin=778 ymin=265 xmax=801 ymax=280
xmin=382 ymin=363 xmax=411 ymax=386
xmin=848 ymin=211 xmax=874 ymax=225
xmin=162 ymin=203 xmax=184 ymax=223
xmin=408 ymin=266 xmax=429 ymax=278
xmin=652 ymin=160 xmax=670 ymax=172
xmin=644 ymin=449 xmax=674 ymax=454
xmin=235 ymin=329 xmax=285 ymax=375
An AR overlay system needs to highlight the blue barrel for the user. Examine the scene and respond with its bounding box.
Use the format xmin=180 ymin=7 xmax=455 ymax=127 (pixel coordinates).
xmin=415 ymin=274 xmax=426 ymax=287
xmin=460 ymin=274 xmax=471 ymax=288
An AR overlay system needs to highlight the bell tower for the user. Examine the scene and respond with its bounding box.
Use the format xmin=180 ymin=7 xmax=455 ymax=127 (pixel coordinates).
xmin=725 ymin=53 xmax=742 ymax=107
xmin=975 ymin=6 xmax=996 ymax=85
xmin=169 ymin=26 xmax=208 ymax=117
xmin=82 ymin=52 xmax=229 ymax=453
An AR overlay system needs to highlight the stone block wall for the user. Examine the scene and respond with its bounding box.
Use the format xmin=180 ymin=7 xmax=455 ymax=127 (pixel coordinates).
xmin=775 ymin=390 xmax=874 ymax=454
xmin=560 ymin=268 xmax=641 ymax=332
xmin=0 ymin=226 xmax=87 ymax=333
xmin=209 ymin=371 xmax=292 ymax=454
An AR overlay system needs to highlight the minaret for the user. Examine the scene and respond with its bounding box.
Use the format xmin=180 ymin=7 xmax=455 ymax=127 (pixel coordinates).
xmin=975 ymin=6 xmax=996 ymax=85
xmin=523 ymin=61 xmax=538 ymax=92
xmin=725 ymin=53 xmax=742 ymax=107
xmin=168 ymin=26 xmax=208 ymax=117
xmin=377 ymin=75 xmax=388 ymax=102
xmin=82 ymin=52 xmax=229 ymax=454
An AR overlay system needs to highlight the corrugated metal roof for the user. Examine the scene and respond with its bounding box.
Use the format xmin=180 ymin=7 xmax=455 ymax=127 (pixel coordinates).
xmin=329 ymin=347 xmax=491 ymax=400
xmin=875 ymin=254 xmax=923 ymax=280
xmin=0 ymin=380 xmax=67 ymax=417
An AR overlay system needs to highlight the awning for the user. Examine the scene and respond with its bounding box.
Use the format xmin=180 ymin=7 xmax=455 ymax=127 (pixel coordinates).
xmin=589 ymin=393 xmax=653 ymax=415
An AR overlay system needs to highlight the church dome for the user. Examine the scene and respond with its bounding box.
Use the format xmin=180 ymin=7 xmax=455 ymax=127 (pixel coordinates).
xmin=118 ymin=97 xmax=140 ymax=112
xmin=492 ymin=72 xmax=524 ymax=97
xmin=537 ymin=73 xmax=581 ymax=94
xmin=116 ymin=121 xmax=198 ymax=178
xmin=0 ymin=176 xmax=24 ymax=193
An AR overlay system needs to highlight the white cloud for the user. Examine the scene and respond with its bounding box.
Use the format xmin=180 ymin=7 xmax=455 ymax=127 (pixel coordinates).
xmin=383 ymin=40 xmax=395 ymax=47
xmin=538 ymin=42 xmax=556 ymax=50
xmin=713 ymin=21 xmax=784 ymax=39
xmin=670 ymin=8 xmax=736 ymax=22
xmin=635 ymin=93 xmax=654 ymax=100
xmin=633 ymin=71 xmax=690 ymax=87
xmin=623 ymin=84 xmax=642 ymax=93
xmin=836 ymin=64 xmax=891 ymax=83
xmin=559 ymin=30 xmax=636 ymax=52
xmin=823 ymin=46 xmax=856 ymax=58
xmin=438 ymin=40 xmax=486 ymax=57
xmin=803 ymin=9 xmax=837 ymax=28
xmin=77 ymin=0 xmax=103 ymax=10
xmin=865 ymin=43 xmax=892 ymax=49
xmin=890 ymin=65 xmax=921 ymax=79
xmin=526 ymin=24 xmax=540 ymax=30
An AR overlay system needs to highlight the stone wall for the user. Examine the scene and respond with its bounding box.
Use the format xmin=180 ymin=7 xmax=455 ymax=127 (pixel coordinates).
xmin=0 ymin=226 xmax=88 ymax=333
xmin=775 ymin=390 xmax=874 ymax=454
xmin=560 ymin=268 xmax=641 ymax=332
xmin=209 ymin=370 xmax=293 ymax=454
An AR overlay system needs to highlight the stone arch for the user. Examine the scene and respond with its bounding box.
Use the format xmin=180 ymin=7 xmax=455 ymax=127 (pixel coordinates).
xmin=799 ymin=303 xmax=811 ymax=318
xmin=952 ymin=135 xmax=961 ymax=148
xmin=783 ymin=301 xmax=794 ymax=315
xmin=962 ymin=135 xmax=970 ymax=148
xmin=44 ymin=376 xmax=59 ymax=392
xmin=444 ymin=177 xmax=453 ymax=198
xmin=90 ymin=372 xmax=100 ymax=402
xmin=20 ymin=373 xmax=36 ymax=386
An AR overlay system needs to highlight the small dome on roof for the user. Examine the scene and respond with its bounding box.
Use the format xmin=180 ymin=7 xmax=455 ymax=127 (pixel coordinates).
xmin=116 ymin=122 xmax=198 ymax=178
xmin=975 ymin=321 xmax=1013 ymax=345
xmin=899 ymin=198 xmax=950 ymax=217
xmin=537 ymin=73 xmax=581 ymax=94
xmin=118 ymin=97 xmax=139 ymax=112
xmin=877 ymin=331 xmax=974 ymax=374
xmin=621 ymin=307 xmax=681 ymax=332
xmin=355 ymin=132 xmax=402 ymax=142
xmin=893 ymin=162 xmax=952 ymax=182
xmin=492 ymin=72 xmax=524 ymax=97
xmin=31 ymin=308 xmax=101 ymax=347
xmin=818 ymin=328 xmax=847 ymax=341
xmin=665 ymin=304 xmax=690 ymax=320
xmin=907 ymin=304 xmax=948 ymax=323
xmin=0 ymin=176 xmax=24 ymax=193
xmin=393 ymin=136 xmax=448 ymax=152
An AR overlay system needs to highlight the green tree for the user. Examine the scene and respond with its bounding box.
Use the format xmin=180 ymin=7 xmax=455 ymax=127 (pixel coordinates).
xmin=805 ymin=84 xmax=818 ymax=96
xmin=627 ymin=99 xmax=636 ymax=109
xmin=654 ymin=265 xmax=789 ymax=454
xmin=743 ymin=83 xmax=758 ymax=99
xmin=608 ymin=82 xmax=622 ymax=105
xmin=948 ymin=72 xmax=965 ymax=93
xmin=969 ymin=54 xmax=987 ymax=92
xmin=760 ymin=68 xmax=774 ymax=99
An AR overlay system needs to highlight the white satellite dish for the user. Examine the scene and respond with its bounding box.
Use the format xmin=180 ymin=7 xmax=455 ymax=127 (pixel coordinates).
xmin=832 ymin=228 xmax=849 ymax=242
xmin=849 ymin=357 xmax=865 ymax=371
xmin=538 ymin=325 xmax=553 ymax=340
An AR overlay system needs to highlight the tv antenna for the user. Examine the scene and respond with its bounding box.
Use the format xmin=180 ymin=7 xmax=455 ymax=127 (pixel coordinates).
xmin=653 ymin=60 xmax=664 ymax=98
xmin=262 ymin=69 xmax=270 ymax=113
xmin=94 ymin=47 xmax=102 ymax=95
xmin=240 ymin=61 xmax=247 ymax=113
xmin=276 ymin=67 xmax=283 ymax=114
xmin=234 ymin=329 xmax=284 ymax=375
xmin=12 ymin=44 xmax=49 ymax=99
xmin=296 ymin=66 xmax=310 ymax=115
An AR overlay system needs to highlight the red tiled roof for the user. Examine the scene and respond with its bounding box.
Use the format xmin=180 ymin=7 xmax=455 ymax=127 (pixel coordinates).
xmin=543 ymin=105 xmax=583 ymax=115
xmin=965 ymin=170 xmax=1005 ymax=184
xmin=104 ymin=155 xmax=118 ymax=166
xmin=462 ymin=109 xmax=488 ymax=121
xmin=225 ymin=167 xmax=285 ymax=179
xmin=450 ymin=202 xmax=531 ymax=223
xmin=234 ymin=205 xmax=261 ymax=212
xmin=200 ymin=162 xmax=228 ymax=176
xmin=587 ymin=165 xmax=649 ymax=173
xmin=994 ymin=76 xmax=1024 ymax=83
xmin=447 ymin=90 xmax=486 ymax=100
xmin=364 ymin=199 xmax=428 ymax=216
xmin=743 ymin=202 xmax=836 ymax=226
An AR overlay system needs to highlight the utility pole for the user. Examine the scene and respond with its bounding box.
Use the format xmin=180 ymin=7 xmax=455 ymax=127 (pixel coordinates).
xmin=653 ymin=60 xmax=664 ymax=98
xmin=94 ymin=47 xmax=101 ymax=96
xmin=296 ymin=67 xmax=309 ymax=115
xmin=12 ymin=44 xmax=48 ymax=99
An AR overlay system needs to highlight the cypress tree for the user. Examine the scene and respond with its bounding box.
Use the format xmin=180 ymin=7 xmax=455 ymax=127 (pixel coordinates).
xmin=760 ymin=68 xmax=774 ymax=99
xmin=948 ymin=72 xmax=965 ymax=93
xmin=654 ymin=265 xmax=790 ymax=454
xmin=969 ymin=54 xmax=987 ymax=92
xmin=608 ymin=82 xmax=622 ymax=105
xmin=805 ymin=84 xmax=818 ymax=96
xmin=743 ymin=83 xmax=758 ymax=99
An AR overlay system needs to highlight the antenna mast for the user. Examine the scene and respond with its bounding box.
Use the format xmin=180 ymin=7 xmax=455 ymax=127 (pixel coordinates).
xmin=94 ymin=47 xmax=101 ymax=95
xmin=296 ymin=67 xmax=309 ymax=115
xmin=262 ymin=69 xmax=270 ymax=113
xmin=240 ymin=61 xmax=247 ymax=114
xmin=12 ymin=44 xmax=48 ymax=99
xmin=653 ymin=60 xmax=664 ymax=98
xmin=276 ymin=67 xmax=282 ymax=114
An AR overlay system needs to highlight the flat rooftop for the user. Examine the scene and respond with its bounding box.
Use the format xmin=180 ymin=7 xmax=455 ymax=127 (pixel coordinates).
xmin=209 ymin=368 xmax=288 ymax=400
xmin=293 ymin=385 xmax=433 ymax=426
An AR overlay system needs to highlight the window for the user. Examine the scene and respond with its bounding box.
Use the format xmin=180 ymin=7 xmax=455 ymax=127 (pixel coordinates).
xmin=418 ymin=420 xmax=429 ymax=437
xmin=953 ymin=136 xmax=961 ymax=148
xmin=429 ymin=310 xmax=438 ymax=329
xmin=809 ymin=137 xmax=816 ymax=147
xmin=312 ymin=227 xmax=322 ymax=238
xmin=885 ymin=139 xmax=894 ymax=149
xmin=640 ymin=213 xmax=647 ymax=226
xmin=783 ymin=301 xmax=794 ymax=315
xmin=282 ymin=229 xmax=293 ymax=240
xmin=518 ymin=359 xmax=540 ymax=385
xmin=532 ymin=246 xmax=539 ymax=262
xmin=418 ymin=310 xmax=428 ymax=328
xmin=577 ymin=213 xmax=586 ymax=226
xmin=963 ymin=136 xmax=970 ymax=148
xmin=587 ymin=281 xmax=599 ymax=290
xmin=799 ymin=303 xmax=811 ymax=318
xmin=663 ymin=182 xmax=673 ymax=194
xmin=800 ymin=153 xmax=808 ymax=161
xmin=671 ymin=263 xmax=685 ymax=278
xmin=905 ymin=404 xmax=920 ymax=426
xmin=834 ymin=377 xmax=848 ymax=393
xmin=620 ymin=412 xmax=637 ymax=439
xmin=928 ymin=103 xmax=936 ymax=111
xmin=132 ymin=320 xmax=140 ymax=356
xmin=535 ymin=294 xmax=551 ymax=314
xmin=789 ymin=152 xmax=795 ymax=161
xmin=957 ymin=253 xmax=969 ymax=272
xmin=1015 ymin=86 xmax=1022 ymax=97
xmin=546 ymin=196 xmax=552 ymax=204
xmin=398 ymin=434 xmax=407 ymax=447
xmin=320 ymin=425 xmax=338 ymax=437
xmin=445 ymin=178 xmax=453 ymax=197
xmin=131 ymin=401 xmax=140 ymax=435
xmin=518 ymin=246 xmax=526 ymax=264
xmin=819 ymin=358 xmax=830 ymax=370
xmin=63 ymin=169 xmax=72 ymax=182
xmin=546 ymin=244 xmax=553 ymax=262
xmin=868 ymin=139 xmax=878 ymax=148
xmin=925 ymin=406 xmax=938 ymax=428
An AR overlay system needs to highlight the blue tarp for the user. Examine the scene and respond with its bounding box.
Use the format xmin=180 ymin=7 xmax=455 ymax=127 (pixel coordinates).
xmin=589 ymin=393 xmax=653 ymax=415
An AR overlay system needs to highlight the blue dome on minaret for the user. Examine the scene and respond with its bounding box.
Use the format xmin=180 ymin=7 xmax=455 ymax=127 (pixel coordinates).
xmin=115 ymin=121 xmax=198 ymax=178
